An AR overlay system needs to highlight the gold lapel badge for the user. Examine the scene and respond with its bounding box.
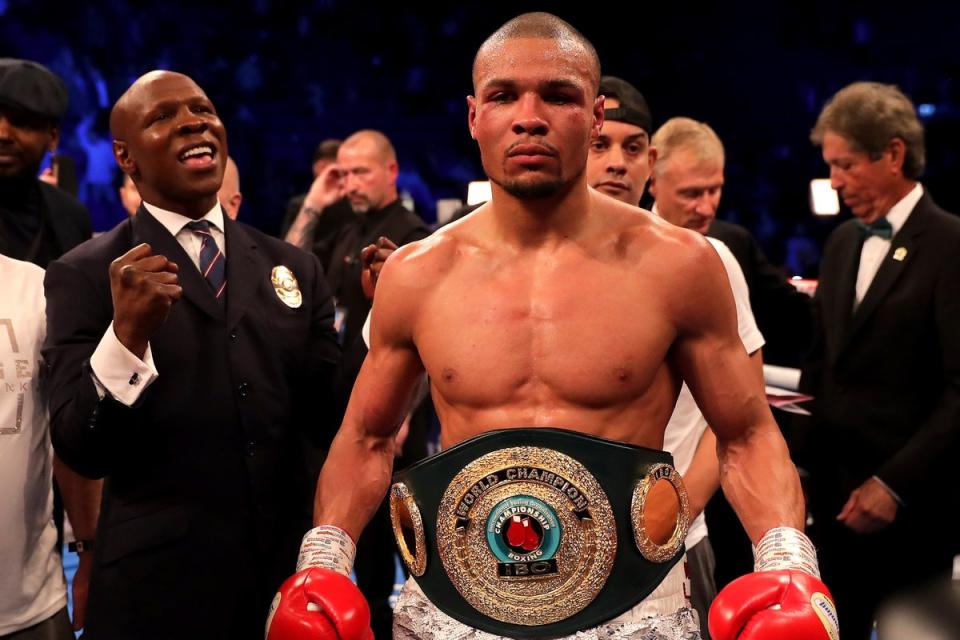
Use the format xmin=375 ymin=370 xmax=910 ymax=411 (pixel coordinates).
xmin=271 ymin=266 xmax=302 ymax=308
xmin=893 ymin=247 xmax=908 ymax=262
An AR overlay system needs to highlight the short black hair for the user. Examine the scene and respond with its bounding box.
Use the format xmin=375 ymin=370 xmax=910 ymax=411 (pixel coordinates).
xmin=473 ymin=12 xmax=601 ymax=94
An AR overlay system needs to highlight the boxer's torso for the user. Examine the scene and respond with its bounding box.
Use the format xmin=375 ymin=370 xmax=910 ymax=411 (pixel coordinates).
xmin=394 ymin=198 xmax=705 ymax=450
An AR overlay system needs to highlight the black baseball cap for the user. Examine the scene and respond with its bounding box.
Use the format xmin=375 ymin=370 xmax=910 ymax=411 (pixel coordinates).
xmin=599 ymin=75 xmax=652 ymax=135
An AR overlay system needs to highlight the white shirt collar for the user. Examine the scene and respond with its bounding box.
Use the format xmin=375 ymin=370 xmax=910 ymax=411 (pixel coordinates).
xmin=141 ymin=201 xmax=225 ymax=238
xmin=884 ymin=182 xmax=923 ymax=236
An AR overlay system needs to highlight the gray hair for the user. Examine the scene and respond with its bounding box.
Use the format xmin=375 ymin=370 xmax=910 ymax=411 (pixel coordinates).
xmin=651 ymin=117 xmax=724 ymax=177
xmin=811 ymin=82 xmax=925 ymax=179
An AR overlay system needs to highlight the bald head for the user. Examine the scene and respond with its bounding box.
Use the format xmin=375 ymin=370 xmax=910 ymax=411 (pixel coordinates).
xmin=339 ymin=130 xmax=396 ymax=165
xmin=110 ymin=70 xmax=199 ymax=140
xmin=337 ymin=130 xmax=399 ymax=214
xmin=473 ymin=12 xmax=601 ymax=94
xmin=218 ymin=156 xmax=242 ymax=219
xmin=108 ymin=69 xmax=227 ymax=218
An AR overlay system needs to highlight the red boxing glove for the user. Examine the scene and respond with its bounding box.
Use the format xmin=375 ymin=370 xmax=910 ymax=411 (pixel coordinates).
xmin=709 ymin=570 xmax=839 ymax=640
xmin=265 ymin=568 xmax=373 ymax=640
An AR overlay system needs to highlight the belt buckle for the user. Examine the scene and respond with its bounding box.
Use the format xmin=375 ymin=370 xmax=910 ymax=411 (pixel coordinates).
xmin=430 ymin=446 xmax=616 ymax=626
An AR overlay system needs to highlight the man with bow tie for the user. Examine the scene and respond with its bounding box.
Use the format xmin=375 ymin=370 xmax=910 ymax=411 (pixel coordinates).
xmin=798 ymin=81 xmax=960 ymax=639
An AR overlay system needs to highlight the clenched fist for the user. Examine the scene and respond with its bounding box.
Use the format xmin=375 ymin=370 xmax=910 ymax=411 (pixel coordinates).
xmin=360 ymin=236 xmax=398 ymax=300
xmin=110 ymin=243 xmax=182 ymax=358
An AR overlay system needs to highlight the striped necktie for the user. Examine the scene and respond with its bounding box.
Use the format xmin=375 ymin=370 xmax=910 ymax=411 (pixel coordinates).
xmin=185 ymin=220 xmax=226 ymax=300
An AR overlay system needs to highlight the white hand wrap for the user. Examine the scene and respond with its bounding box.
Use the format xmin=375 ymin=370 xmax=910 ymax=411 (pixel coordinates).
xmin=296 ymin=525 xmax=357 ymax=576
xmin=753 ymin=526 xmax=821 ymax=579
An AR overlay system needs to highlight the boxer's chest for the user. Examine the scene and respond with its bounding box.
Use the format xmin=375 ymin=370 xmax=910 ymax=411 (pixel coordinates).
xmin=416 ymin=257 xmax=676 ymax=409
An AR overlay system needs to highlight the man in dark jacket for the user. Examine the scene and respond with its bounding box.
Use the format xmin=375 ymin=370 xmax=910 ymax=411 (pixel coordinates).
xmin=0 ymin=58 xmax=91 ymax=266
xmin=43 ymin=70 xmax=341 ymax=640
xmin=801 ymin=81 xmax=960 ymax=639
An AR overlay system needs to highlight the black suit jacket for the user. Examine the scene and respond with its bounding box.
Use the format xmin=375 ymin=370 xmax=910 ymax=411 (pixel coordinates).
xmin=43 ymin=207 xmax=341 ymax=639
xmin=39 ymin=181 xmax=92 ymax=263
xmin=325 ymin=199 xmax=430 ymax=347
xmin=0 ymin=180 xmax=91 ymax=267
xmin=707 ymin=219 xmax=813 ymax=366
xmin=799 ymin=193 xmax=960 ymax=540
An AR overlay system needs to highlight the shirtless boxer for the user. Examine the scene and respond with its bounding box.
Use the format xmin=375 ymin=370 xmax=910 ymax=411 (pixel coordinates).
xmin=267 ymin=12 xmax=837 ymax=640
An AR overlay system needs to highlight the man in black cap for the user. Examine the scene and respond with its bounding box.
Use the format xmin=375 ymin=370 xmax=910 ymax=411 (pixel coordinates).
xmin=586 ymin=75 xmax=656 ymax=206
xmin=0 ymin=58 xmax=91 ymax=267
xmin=0 ymin=59 xmax=99 ymax=640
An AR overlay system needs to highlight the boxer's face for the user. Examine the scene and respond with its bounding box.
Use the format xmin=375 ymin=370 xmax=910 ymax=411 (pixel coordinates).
xmin=0 ymin=105 xmax=58 ymax=179
xmin=649 ymin=147 xmax=724 ymax=235
xmin=468 ymin=37 xmax=603 ymax=200
xmin=113 ymin=72 xmax=226 ymax=217
xmin=587 ymin=99 xmax=653 ymax=205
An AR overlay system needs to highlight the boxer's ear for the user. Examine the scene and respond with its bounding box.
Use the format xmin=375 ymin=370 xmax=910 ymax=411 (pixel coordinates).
xmin=467 ymin=96 xmax=478 ymax=140
xmin=592 ymin=95 xmax=604 ymax=140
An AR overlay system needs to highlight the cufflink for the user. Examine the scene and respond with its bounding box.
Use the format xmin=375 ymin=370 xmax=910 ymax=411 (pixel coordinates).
xmin=128 ymin=372 xmax=140 ymax=386
xmin=68 ymin=539 xmax=95 ymax=553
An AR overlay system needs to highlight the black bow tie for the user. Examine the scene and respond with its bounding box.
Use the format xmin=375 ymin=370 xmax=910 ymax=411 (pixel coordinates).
xmin=856 ymin=217 xmax=893 ymax=240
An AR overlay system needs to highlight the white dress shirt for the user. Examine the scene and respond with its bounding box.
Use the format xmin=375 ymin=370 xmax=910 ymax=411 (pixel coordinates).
xmin=855 ymin=183 xmax=922 ymax=306
xmin=89 ymin=202 xmax=225 ymax=406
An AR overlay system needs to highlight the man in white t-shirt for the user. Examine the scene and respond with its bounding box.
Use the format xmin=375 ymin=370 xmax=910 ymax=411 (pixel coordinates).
xmin=0 ymin=254 xmax=100 ymax=639
xmin=647 ymin=117 xmax=766 ymax=639
xmin=584 ymin=87 xmax=766 ymax=638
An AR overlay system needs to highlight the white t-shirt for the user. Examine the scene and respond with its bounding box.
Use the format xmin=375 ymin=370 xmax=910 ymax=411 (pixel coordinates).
xmin=661 ymin=238 xmax=765 ymax=549
xmin=0 ymin=255 xmax=67 ymax=634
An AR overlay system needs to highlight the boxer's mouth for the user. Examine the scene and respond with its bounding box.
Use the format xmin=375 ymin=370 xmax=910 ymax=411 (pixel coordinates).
xmin=508 ymin=143 xmax=557 ymax=158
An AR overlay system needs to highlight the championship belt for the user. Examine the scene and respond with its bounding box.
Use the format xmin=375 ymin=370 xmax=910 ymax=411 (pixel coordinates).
xmin=389 ymin=428 xmax=690 ymax=638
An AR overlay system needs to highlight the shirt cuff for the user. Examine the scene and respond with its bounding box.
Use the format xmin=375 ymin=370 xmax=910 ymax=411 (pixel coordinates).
xmin=89 ymin=321 xmax=159 ymax=406
xmin=871 ymin=475 xmax=905 ymax=506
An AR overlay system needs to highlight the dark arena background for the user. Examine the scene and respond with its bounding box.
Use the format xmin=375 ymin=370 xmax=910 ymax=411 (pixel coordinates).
xmin=3 ymin=0 xmax=959 ymax=278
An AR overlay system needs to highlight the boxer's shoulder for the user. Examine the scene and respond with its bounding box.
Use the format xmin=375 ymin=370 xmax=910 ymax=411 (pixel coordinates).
xmin=592 ymin=200 xmax=715 ymax=272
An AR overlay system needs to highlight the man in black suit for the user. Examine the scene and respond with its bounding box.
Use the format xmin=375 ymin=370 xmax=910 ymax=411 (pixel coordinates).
xmin=800 ymin=81 xmax=960 ymax=639
xmin=43 ymin=70 xmax=341 ymax=639
xmin=0 ymin=58 xmax=91 ymax=266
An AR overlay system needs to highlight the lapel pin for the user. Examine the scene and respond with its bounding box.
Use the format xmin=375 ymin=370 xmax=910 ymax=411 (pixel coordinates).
xmin=893 ymin=247 xmax=908 ymax=262
xmin=271 ymin=266 xmax=303 ymax=308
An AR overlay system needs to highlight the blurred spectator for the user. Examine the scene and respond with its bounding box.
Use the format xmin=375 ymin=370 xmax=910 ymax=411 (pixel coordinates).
xmin=217 ymin=155 xmax=242 ymax=219
xmin=279 ymin=138 xmax=342 ymax=238
xmin=118 ymin=172 xmax=140 ymax=216
xmin=0 ymin=58 xmax=91 ymax=267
